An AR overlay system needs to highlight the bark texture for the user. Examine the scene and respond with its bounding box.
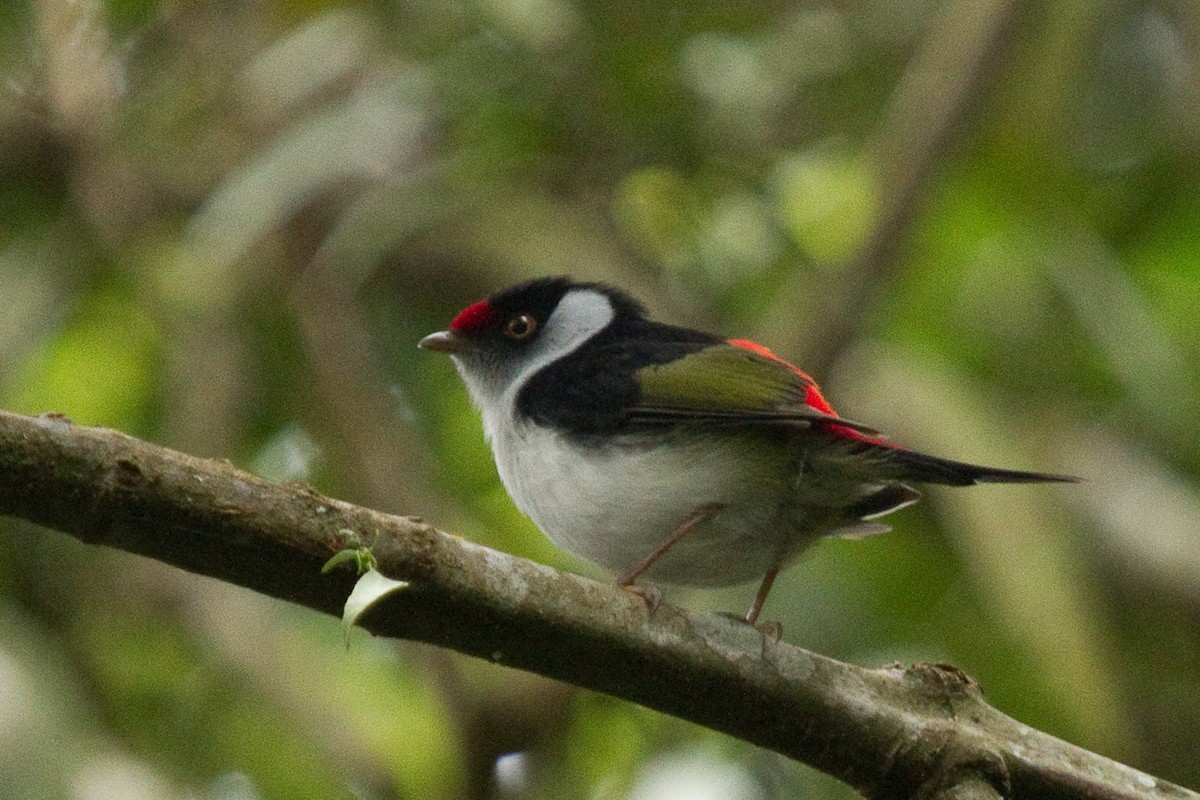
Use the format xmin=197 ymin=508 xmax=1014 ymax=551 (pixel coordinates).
xmin=0 ymin=409 xmax=1192 ymax=800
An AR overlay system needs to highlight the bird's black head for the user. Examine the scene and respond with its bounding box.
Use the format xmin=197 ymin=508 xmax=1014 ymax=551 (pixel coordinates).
xmin=440 ymin=276 xmax=645 ymax=353
xmin=419 ymin=276 xmax=652 ymax=431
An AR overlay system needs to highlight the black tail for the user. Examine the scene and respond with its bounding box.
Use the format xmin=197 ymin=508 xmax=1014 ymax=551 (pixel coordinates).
xmin=880 ymin=447 xmax=1079 ymax=487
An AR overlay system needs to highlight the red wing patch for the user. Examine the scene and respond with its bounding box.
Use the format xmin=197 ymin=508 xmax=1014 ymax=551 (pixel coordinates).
xmin=450 ymin=300 xmax=496 ymax=332
xmin=727 ymin=338 xmax=893 ymax=446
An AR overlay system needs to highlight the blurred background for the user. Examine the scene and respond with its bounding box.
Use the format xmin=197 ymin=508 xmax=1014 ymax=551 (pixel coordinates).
xmin=1 ymin=0 xmax=1198 ymax=797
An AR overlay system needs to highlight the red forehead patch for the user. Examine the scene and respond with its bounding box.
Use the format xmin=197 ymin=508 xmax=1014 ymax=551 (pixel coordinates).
xmin=450 ymin=300 xmax=495 ymax=332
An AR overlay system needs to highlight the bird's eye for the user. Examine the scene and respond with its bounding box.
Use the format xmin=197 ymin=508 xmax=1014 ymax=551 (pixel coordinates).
xmin=503 ymin=313 xmax=537 ymax=341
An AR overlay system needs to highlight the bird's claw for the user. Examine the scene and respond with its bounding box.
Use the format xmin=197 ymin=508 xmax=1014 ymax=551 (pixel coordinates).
xmin=621 ymin=582 xmax=663 ymax=616
xmin=753 ymin=619 xmax=783 ymax=641
xmin=716 ymin=611 xmax=783 ymax=641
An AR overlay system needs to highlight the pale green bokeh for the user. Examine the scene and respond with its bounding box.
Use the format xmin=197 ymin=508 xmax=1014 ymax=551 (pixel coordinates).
xmin=1 ymin=1 xmax=1197 ymax=797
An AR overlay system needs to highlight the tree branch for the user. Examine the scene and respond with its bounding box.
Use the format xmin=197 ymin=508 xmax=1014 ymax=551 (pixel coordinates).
xmin=0 ymin=409 xmax=1191 ymax=800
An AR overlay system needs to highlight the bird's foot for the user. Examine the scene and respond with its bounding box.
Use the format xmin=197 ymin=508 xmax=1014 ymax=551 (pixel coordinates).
xmin=716 ymin=611 xmax=783 ymax=641
xmin=753 ymin=619 xmax=783 ymax=641
xmin=621 ymin=582 xmax=663 ymax=616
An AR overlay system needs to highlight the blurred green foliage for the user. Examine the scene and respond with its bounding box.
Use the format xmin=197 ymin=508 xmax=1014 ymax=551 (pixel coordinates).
xmin=1 ymin=0 xmax=1198 ymax=797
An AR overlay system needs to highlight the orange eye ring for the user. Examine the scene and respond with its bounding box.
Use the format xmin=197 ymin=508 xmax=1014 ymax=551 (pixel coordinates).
xmin=503 ymin=313 xmax=537 ymax=340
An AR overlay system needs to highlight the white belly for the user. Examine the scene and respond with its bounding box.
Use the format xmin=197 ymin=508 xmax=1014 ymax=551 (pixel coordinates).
xmin=490 ymin=421 xmax=818 ymax=586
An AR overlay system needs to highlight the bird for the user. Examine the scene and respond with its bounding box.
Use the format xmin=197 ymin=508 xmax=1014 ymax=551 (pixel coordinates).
xmin=419 ymin=276 xmax=1075 ymax=628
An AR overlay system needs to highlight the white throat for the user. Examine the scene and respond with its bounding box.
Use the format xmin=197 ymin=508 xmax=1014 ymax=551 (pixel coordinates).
xmin=453 ymin=288 xmax=615 ymax=440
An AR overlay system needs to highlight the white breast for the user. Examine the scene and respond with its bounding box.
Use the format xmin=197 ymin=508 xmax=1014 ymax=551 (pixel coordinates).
xmin=490 ymin=420 xmax=802 ymax=586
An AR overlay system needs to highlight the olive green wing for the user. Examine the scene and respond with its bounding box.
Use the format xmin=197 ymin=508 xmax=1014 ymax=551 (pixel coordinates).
xmin=626 ymin=342 xmax=878 ymax=434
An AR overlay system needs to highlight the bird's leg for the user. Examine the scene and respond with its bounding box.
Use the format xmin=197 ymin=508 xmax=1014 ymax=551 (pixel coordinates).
xmin=618 ymin=502 xmax=724 ymax=586
xmin=618 ymin=503 xmax=724 ymax=611
xmin=744 ymin=566 xmax=782 ymax=639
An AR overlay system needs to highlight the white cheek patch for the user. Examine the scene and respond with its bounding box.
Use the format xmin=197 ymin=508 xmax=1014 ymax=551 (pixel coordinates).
xmin=465 ymin=288 xmax=615 ymax=440
xmin=514 ymin=289 xmax=615 ymax=389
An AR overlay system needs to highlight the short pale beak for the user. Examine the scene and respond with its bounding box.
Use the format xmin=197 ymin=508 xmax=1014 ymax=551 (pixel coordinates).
xmin=419 ymin=330 xmax=475 ymax=353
